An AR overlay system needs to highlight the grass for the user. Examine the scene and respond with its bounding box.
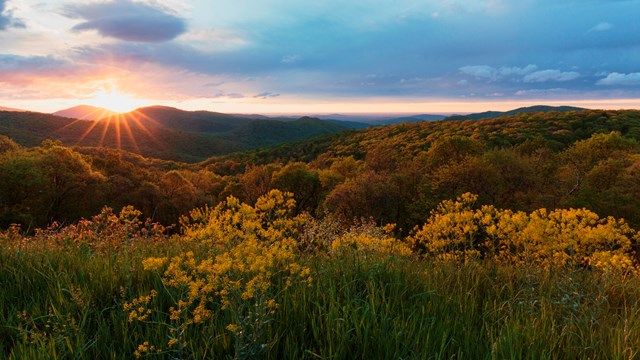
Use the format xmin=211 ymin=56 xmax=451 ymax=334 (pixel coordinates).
xmin=1 ymin=241 xmax=639 ymax=359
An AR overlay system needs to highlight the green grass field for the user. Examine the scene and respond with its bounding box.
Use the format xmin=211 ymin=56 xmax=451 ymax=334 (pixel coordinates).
xmin=2 ymin=232 xmax=639 ymax=359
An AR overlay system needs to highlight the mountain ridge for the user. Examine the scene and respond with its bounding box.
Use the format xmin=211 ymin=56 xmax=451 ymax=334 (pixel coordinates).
xmin=445 ymin=105 xmax=586 ymax=121
xmin=53 ymin=105 xmax=117 ymax=121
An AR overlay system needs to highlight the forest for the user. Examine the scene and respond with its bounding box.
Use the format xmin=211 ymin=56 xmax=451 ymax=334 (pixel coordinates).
xmin=1 ymin=108 xmax=640 ymax=358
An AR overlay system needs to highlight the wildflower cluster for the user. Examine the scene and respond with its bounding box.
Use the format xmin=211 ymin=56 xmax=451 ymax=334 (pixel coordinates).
xmin=410 ymin=193 xmax=639 ymax=274
xmin=331 ymin=223 xmax=411 ymax=257
xmin=1 ymin=206 xmax=169 ymax=253
xmin=128 ymin=190 xmax=311 ymax=357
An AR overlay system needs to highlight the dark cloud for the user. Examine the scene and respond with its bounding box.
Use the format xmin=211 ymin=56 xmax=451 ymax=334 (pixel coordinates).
xmin=64 ymin=0 xmax=186 ymax=42
xmin=0 ymin=0 xmax=25 ymax=30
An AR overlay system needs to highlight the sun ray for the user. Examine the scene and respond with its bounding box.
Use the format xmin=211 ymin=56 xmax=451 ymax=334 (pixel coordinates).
xmin=53 ymin=108 xmax=114 ymax=138
xmin=74 ymin=120 xmax=101 ymax=146
xmin=99 ymin=115 xmax=113 ymax=147
xmin=82 ymin=107 xmax=112 ymax=120
xmin=129 ymin=109 xmax=166 ymax=128
xmin=115 ymin=114 xmax=122 ymax=151
xmin=53 ymin=118 xmax=86 ymax=134
xmin=127 ymin=112 xmax=166 ymax=150
xmin=120 ymin=114 xmax=140 ymax=153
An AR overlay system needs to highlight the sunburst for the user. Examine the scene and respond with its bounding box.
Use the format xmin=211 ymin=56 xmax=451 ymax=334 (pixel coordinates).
xmin=53 ymin=89 xmax=170 ymax=154
xmin=85 ymin=89 xmax=148 ymax=114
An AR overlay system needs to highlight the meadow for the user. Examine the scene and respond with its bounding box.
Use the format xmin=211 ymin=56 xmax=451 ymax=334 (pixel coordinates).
xmin=1 ymin=191 xmax=638 ymax=359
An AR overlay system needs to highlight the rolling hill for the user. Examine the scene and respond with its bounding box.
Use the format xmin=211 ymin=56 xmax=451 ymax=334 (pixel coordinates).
xmin=212 ymin=109 xmax=640 ymax=165
xmin=53 ymin=105 xmax=117 ymax=121
xmin=0 ymin=106 xmax=363 ymax=162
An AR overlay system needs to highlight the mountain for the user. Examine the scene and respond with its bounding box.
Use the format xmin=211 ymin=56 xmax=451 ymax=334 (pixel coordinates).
xmin=445 ymin=105 xmax=586 ymax=121
xmin=0 ymin=106 xmax=362 ymax=162
xmin=0 ymin=105 xmax=26 ymax=112
xmin=53 ymin=105 xmax=117 ymax=121
xmin=372 ymin=114 xmax=446 ymax=125
xmin=218 ymin=109 xmax=640 ymax=165
xmin=311 ymin=113 xmax=447 ymax=126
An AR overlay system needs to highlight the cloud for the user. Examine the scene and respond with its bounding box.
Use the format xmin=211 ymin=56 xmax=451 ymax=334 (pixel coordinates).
xmin=499 ymin=65 xmax=538 ymax=77
xmin=73 ymin=42 xmax=285 ymax=76
xmin=514 ymin=88 xmax=566 ymax=96
xmin=0 ymin=54 xmax=76 ymax=80
xmin=63 ymin=0 xmax=186 ymax=42
xmin=203 ymin=81 xmax=225 ymax=87
xmin=281 ymin=54 xmax=302 ymax=64
xmin=211 ymin=91 xmax=244 ymax=99
xmin=254 ymin=92 xmax=280 ymax=99
xmin=523 ymin=70 xmax=580 ymax=83
xmin=596 ymin=72 xmax=640 ymax=86
xmin=459 ymin=65 xmax=499 ymax=81
xmin=459 ymin=64 xmax=537 ymax=81
xmin=0 ymin=0 xmax=25 ymax=30
xmin=588 ymin=22 xmax=613 ymax=32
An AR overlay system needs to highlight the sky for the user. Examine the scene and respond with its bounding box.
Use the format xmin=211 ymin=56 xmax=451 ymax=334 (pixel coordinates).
xmin=0 ymin=0 xmax=639 ymax=114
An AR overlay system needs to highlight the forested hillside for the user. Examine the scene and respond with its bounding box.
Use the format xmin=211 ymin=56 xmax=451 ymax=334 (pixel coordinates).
xmin=0 ymin=107 xmax=364 ymax=162
xmin=2 ymin=109 xmax=639 ymax=232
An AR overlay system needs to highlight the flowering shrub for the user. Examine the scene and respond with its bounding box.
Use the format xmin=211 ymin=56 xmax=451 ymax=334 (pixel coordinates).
xmin=410 ymin=193 xmax=638 ymax=274
xmin=127 ymin=190 xmax=312 ymax=358
xmin=330 ymin=222 xmax=411 ymax=257
xmin=0 ymin=206 xmax=168 ymax=253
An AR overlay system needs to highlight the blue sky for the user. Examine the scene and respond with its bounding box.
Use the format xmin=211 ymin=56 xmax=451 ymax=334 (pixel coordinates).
xmin=0 ymin=0 xmax=639 ymax=113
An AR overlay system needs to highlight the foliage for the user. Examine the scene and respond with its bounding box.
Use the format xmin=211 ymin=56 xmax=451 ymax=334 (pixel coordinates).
xmin=3 ymin=109 xmax=640 ymax=232
xmin=410 ymin=193 xmax=638 ymax=274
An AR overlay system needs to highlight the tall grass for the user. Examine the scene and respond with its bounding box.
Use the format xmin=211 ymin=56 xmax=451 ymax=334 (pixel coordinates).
xmin=1 ymin=241 xmax=639 ymax=359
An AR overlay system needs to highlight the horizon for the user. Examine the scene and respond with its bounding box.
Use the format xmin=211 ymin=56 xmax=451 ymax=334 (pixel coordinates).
xmin=4 ymin=100 xmax=640 ymax=118
xmin=1 ymin=0 xmax=639 ymax=114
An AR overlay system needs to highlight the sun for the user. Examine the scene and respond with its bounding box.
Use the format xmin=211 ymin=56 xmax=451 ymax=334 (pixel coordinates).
xmin=85 ymin=89 xmax=150 ymax=113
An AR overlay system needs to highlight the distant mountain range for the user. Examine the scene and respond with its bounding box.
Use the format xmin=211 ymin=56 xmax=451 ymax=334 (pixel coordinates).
xmin=312 ymin=113 xmax=446 ymax=125
xmin=0 ymin=105 xmax=366 ymax=162
xmin=371 ymin=114 xmax=447 ymax=125
xmin=312 ymin=105 xmax=584 ymax=125
xmin=0 ymin=104 xmax=596 ymax=162
xmin=444 ymin=105 xmax=586 ymax=121
xmin=53 ymin=105 xmax=117 ymax=120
